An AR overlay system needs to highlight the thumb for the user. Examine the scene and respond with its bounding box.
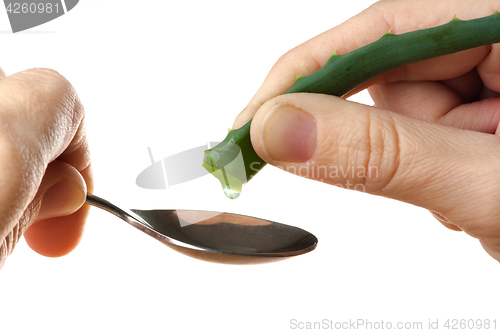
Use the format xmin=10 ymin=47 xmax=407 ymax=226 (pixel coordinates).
xmin=35 ymin=160 xmax=86 ymax=222
xmin=250 ymin=93 xmax=500 ymax=260
xmin=23 ymin=160 xmax=87 ymax=257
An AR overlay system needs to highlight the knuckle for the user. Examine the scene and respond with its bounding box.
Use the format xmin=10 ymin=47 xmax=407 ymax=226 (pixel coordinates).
xmin=19 ymin=68 xmax=72 ymax=98
xmin=363 ymin=110 xmax=402 ymax=193
xmin=3 ymin=68 xmax=83 ymax=154
xmin=6 ymin=68 xmax=81 ymax=123
xmin=20 ymin=68 xmax=78 ymax=109
xmin=0 ymin=67 xmax=83 ymax=189
xmin=23 ymin=67 xmax=67 ymax=85
xmin=22 ymin=68 xmax=78 ymax=112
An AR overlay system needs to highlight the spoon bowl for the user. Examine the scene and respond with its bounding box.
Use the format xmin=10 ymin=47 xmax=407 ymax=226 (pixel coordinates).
xmin=86 ymin=194 xmax=317 ymax=264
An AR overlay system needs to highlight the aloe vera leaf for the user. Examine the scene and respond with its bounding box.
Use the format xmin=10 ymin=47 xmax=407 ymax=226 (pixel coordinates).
xmin=204 ymin=13 xmax=500 ymax=198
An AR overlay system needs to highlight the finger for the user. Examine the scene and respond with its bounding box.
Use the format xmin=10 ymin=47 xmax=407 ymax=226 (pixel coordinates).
xmin=368 ymin=64 xmax=500 ymax=133
xmin=0 ymin=68 xmax=91 ymax=266
xmin=369 ymin=68 xmax=483 ymax=116
xmin=369 ymin=81 xmax=462 ymax=122
xmin=438 ymin=98 xmax=500 ymax=134
xmin=22 ymin=118 xmax=94 ymax=258
xmin=35 ymin=161 xmax=86 ymax=222
xmin=0 ymin=164 xmax=89 ymax=266
xmin=23 ymin=206 xmax=91 ymax=258
xmin=233 ymin=0 xmax=499 ymax=129
xmin=0 ymin=68 xmax=5 ymax=80
xmin=0 ymin=68 xmax=85 ymax=164
xmin=440 ymin=67 xmax=484 ymax=103
xmin=25 ymin=164 xmax=93 ymax=258
xmin=477 ymin=43 xmax=500 ymax=93
xmin=476 ymin=85 xmax=500 ymax=101
xmin=368 ymin=81 xmax=500 ymax=134
xmin=8 ymin=161 xmax=86 ymax=259
xmin=250 ymin=93 xmax=500 ymax=258
xmin=23 ymin=116 xmax=93 ymax=258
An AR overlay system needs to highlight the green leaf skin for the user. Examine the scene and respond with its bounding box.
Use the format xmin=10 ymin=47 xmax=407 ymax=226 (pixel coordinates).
xmin=204 ymin=12 xmax=500 ymax=198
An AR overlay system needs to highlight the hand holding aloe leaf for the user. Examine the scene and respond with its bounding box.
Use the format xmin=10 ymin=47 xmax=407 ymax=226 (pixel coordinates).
xmin=204 ymin=0 xmax=500 ymax=261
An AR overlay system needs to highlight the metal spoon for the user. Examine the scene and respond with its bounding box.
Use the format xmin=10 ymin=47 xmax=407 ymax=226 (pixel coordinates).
xmin=85 ymin=194 xmax=318 ymax=264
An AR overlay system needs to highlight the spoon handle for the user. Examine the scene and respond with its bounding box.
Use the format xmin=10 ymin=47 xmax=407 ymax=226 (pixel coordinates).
xmin=86 ymin=194 xmax=127 ymax=218
xmin=85 ymin=194 xmax=181 ymax=246
xmin=85 ymin=194 xmax=150 ymax=228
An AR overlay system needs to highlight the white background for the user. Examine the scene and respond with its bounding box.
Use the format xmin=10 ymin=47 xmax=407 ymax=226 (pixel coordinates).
xmin=0 ymin=1 xmax=499 ymax=332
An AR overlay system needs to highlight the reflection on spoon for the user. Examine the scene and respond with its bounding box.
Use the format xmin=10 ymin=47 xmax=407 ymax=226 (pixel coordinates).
xmin=174 ymin=210 xmax=270 ymax=226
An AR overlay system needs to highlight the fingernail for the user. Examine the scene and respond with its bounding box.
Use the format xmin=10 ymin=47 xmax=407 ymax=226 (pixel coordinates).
xmin=261 ymin=104 xmax=317 ymax=162
xmin=38 ymin=179 xmax=86 ymax=220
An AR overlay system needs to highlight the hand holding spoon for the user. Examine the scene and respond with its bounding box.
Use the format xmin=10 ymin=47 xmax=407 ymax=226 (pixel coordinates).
xmin=86 ymin=194 xmax=317 ymax=264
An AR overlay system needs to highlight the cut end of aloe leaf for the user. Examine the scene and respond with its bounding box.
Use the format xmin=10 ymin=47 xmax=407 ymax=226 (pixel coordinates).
xmin=203 ymin=142 xmax=247 ymax=199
